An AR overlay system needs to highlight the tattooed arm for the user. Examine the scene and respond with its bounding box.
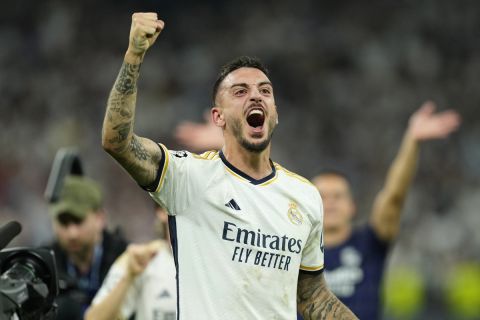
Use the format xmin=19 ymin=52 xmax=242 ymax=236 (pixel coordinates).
xmin=297 ymin=272 xmax=358 ymax=320
xmin=102 ymin=13 xmax=165 ymax=187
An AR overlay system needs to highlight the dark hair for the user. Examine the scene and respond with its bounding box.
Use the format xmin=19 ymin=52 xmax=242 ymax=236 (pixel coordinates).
xmin=312 ymin=169 xmax=352 ymax=185
xmin=312 ymin=169 xmax=356 ymax=199
xmin=212 ymin=56 xmax=269 ymax=103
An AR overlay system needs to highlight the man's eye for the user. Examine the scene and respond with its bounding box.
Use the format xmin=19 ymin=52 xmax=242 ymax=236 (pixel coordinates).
xmin=260 ymin=88 xmax=271 ymax=94
xmin=234 ymin=89 xmax=246 ymax=96
xmin=57 ymin=213 xmax=83 ymax=226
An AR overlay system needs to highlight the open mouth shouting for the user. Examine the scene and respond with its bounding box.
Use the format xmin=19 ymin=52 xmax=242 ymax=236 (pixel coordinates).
xmin=246 ymin=106 xmax=266 ymax=136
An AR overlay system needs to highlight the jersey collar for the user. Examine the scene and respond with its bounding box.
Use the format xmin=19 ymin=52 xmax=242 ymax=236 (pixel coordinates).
xmin=219 ymin=150 xmax=277 ymax=185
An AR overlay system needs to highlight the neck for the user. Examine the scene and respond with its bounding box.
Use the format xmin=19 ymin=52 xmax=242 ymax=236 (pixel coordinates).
xmin=223 ymin=140 xmax=272 ymax=180
xmin=70 ymin=246 xmax=95 ymax=274
xmin=69 ymin=233 xmax=102 ymax=274
xmin=324 ymin=224 xmax=353 ymax=248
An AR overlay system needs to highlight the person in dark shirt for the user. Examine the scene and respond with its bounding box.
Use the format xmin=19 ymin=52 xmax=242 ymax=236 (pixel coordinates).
xmin=310 ymin=102 xmax=460 ymax=319
xmin=45 ymin=175 xmax=128 ymax=320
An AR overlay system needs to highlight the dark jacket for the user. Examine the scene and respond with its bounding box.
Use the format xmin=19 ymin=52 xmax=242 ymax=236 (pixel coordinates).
xmin=46 ymin=229 xmax=128 ymax=320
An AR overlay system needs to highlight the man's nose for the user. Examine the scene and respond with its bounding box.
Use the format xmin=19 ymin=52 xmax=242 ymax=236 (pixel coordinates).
xmin=249 ymin=88 xmax=263 ymax=102
xmin=65 ymin=224 xmax=80 ymax=238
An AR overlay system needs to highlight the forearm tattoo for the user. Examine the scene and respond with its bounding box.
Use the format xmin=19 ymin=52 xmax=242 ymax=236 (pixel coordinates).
xmin=297 ymin=273 xmax=358 ymax=320
xmin=114 ymin=62 xmax=141 ymax=94
xmin=104 ymin=62 xmax=140 ymax=153
xmin=103 ymin=61 xmax=160 ymax=187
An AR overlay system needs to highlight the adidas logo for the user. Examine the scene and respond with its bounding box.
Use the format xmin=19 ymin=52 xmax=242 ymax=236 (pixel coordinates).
xmin=158 ymin=290 xmax=171 ymax=299
xmin=225 ymin=199 xmax=241 ymax=211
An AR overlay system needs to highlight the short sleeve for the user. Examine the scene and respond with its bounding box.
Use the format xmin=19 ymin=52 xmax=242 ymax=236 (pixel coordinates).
xmin=91 ymin=262 xmax=139 ymax=318
xmin=147 ymin=144 xmax=196 ymax=215
xmin=300 ymin=191 xmax=324 ymax=273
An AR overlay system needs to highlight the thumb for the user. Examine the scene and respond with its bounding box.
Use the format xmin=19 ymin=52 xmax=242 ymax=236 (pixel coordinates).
xmin=147 ymin=241 xmax=162 ymax=256
xmin=418 ymin=101 xmax=436 ymax=115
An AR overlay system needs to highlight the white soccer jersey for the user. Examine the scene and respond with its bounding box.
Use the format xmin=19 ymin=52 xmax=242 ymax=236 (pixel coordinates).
xmin=148 ymin=146 xmax=324 ymax=320
xmin=92 ymin=241 xmax=176 ymax=320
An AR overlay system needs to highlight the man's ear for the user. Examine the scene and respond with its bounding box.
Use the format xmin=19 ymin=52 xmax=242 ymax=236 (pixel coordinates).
xmin=348 ymin=201 xmax=357 ymax=219
xmin=212 ymin=107 xmax=225 ymax=127
xmin=93 ymin=209 xmax=106 ymax=230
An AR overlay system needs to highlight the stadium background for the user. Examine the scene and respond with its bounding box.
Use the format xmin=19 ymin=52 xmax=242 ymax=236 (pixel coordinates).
xmin=1 ymin=0 xmax=479 ymax=318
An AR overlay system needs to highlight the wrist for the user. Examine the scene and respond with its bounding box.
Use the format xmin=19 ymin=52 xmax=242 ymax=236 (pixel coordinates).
xmin=405 ymin=127 xmax=421 ymax=143
xmin=124 ymin=274 xmax=136 ymax=285
xmin=124 ymin=268 xmax=138 ymax=283
xmin=124 ymin=50 xmax=145 ymax=65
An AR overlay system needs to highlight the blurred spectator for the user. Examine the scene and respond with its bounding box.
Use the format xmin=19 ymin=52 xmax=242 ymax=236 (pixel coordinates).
xmin=44 ymin=175 xmax=128 ymax=320
xmin=85 ymin=204 xmax=176 ymax=320
xmin=175 ymin=111 xmax=224 ymax=153
xmin=311 ymin=103 xmax=459 ymax=319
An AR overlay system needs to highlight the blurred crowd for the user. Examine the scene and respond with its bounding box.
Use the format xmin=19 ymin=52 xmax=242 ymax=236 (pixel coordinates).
xmin=1 ymin=0 xmax=479 ymax=318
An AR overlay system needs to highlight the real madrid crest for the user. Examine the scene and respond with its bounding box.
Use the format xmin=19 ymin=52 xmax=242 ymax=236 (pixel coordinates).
xmin=287 ymin=201 xmax=303 ymax=225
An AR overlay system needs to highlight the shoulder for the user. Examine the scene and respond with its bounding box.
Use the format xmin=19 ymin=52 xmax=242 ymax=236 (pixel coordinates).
xmin=191 ymin=150 xmax=221 ymax=161
xmin=101 ymin=229 xmax=129 ymax=273
xmin=353 ymin=224 xmax=390 ymax=251
xmin=274 ymin=162 xmax=318 ymax=194
xmin=163 ymin=145 xmax=221 ymax=167
xmin=102 ymin=229 xmax=128 ymax=252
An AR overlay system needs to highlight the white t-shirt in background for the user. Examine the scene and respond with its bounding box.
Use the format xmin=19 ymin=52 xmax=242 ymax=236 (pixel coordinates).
xmin=92 ymin=241 xmax=176 ymax=320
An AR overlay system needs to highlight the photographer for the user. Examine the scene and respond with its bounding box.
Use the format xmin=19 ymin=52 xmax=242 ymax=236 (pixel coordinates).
xmin=44 ymin=175 xmax=127 ymax=320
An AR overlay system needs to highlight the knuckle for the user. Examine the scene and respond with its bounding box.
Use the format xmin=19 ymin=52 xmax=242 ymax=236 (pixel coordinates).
xmin=128 ymin=243 xmax=140 ymax=252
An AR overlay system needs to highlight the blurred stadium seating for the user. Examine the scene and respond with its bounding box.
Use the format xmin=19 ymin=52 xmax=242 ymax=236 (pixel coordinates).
xmin=1 ymin=0 xmax=479 ymax=318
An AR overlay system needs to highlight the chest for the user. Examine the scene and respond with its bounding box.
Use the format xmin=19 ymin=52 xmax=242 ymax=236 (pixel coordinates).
xmin=189 ymin=172 xmax=313 ymax=239
xmin=137 ymin=254 xmax=177 ymax=318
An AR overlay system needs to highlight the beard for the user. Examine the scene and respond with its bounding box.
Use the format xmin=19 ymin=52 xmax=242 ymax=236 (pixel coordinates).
xmin=63 ymin=240 xmax=92 ymax=261
xmin=230 ymin=116 xmax=276 ymax=153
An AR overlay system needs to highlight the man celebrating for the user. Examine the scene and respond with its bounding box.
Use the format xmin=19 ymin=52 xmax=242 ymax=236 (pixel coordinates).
xmin=102 ymin=12 xmax=356 ymax=320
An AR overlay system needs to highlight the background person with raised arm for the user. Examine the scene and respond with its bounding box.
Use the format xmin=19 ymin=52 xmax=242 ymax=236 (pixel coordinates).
xmin=101 ymin=12 xmax=357 ymax=320
xmin=311 ymin=102 xmax=460 ymax=319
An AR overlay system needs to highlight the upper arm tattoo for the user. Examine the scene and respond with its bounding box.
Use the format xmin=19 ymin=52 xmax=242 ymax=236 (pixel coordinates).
xmin=297 ymin=272 xmax=358 ymax=320
xmin=116 ymin=135 xmax=161 ymax=187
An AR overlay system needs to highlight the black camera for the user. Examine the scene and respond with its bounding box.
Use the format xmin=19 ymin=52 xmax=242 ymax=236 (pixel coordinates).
xmin=0 ymin=222 xmax=58 ymax=320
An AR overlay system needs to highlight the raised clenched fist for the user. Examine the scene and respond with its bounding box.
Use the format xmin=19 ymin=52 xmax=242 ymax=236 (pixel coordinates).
xmin=127 ymin=12 xmax=165 ymax=56
xmin=125 ymin=241 xmax=162 ymax=278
